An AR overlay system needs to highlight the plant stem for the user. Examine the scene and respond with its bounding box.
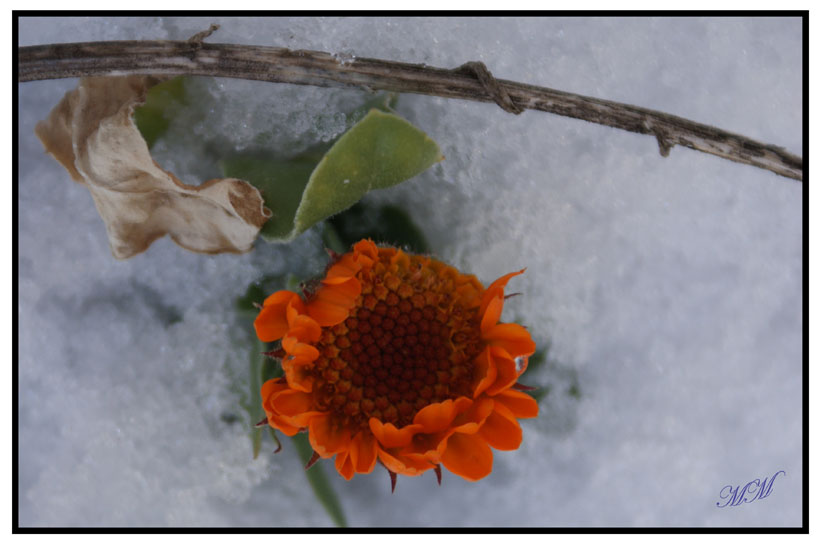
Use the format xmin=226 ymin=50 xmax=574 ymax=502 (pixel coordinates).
xmin=18 ymin=40 xmax=802 ymax=181
xmin=292 ymin=433 xmax=347 ymax=528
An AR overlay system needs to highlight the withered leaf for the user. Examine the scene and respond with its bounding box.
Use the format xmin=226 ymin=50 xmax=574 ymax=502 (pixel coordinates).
xmin=35 ymin=76 xmax=271 ymax=259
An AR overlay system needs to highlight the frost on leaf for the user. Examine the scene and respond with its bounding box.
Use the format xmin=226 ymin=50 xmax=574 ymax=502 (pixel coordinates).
xmin=35 ymin=76 xmax=271 ymax=259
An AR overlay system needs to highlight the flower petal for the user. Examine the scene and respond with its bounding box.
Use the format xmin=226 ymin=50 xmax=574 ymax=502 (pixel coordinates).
xmin=452 ymin=397 xmax=495 ymax=434
xmin=440 ymin=432 xmax=494 ymax=481
xmin=267 ymin=415 xmax=300 ymax=436
xmin=282 ymin=359 xmax=313 ymax=392
xmin=479 ymin=401 xmax=523 ymax=451
xmin=472 ymin=347 xmax=497 ymax=398
xmin=307 ymin=277 xmax=361 ymax=326
xmin=494 ymin=389 xmax=539 ymax=418
xmin=483 ymin=323 xmax=536 ymax=358
xmin=271 ymin=388 xmax=315 ymax=417
xmin=399 ymin=431 xmax=448 ymax=463
xmin=351 ymin=430 xmax=378 ymax=474
xmin=377 ymin=448 xmax=434 ymax=477
xmin=335 ymin=450 xmax=355 ymax=480
xmin=369 ymin=418 xmax=422 ymax=449
xmin=282 ymin=337 xmax=320 ymax=366
xmin=414 ymin=397 xmax=473 ymax=434
xmin=261 ymin=377 xmax=288 ymax=403
xmin=376 ymin=447 xmax=404 ymax=475
xmin=285 ymin=313 xmax=322 ymax=343
xmin=479 ymin=269 xmax=525 ymax=315
xmin=263 ymin=289 xmax=302 ymax=309
xmin=254 ymin=290 xmax=303 ymax=342
xmin=261 ymin=379 xmax=303 ymax=435
xmin=323 ymin=254 xmax=362 ymax=285
xmin=485 ymin=346 xmax=519 ymax=396
xmin=480 ymin=293 xmax=504 ymax=334
xmin=309 ymin=415 xmax=352 ymax=457
xmin=262 ymin=379 xmax=323 ymax=431
xmin=353 ymin=239 xmax=379 ymax=263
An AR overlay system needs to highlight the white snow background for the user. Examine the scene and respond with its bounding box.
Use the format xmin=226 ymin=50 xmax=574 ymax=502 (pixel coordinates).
xmin=16 ymin=17 xmax=803 ymax=527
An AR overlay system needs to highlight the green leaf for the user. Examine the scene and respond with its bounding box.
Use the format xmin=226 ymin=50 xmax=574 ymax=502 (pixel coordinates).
xmin=133 ymin=76 xmax=187 ymax=148
xmin=292 ymin=432 xmax=348 ymax=527
xmin=221 ymin=109 xmax=443 ymax=243
xmin=235 ymin=276 xmax=288 ymax=459
xmin=252 ymin=427 xmax=263 ymax=460
xmin=296 ymin=109 xmax=442 ymax=236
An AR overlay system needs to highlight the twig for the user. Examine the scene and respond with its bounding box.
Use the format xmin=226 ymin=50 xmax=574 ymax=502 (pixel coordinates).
xmin=18 ymin=40 xmax=802 ymax=181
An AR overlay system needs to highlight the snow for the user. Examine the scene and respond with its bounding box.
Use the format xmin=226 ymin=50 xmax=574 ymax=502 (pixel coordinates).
xmin=16 ymin=16 xmax=802 ymax=527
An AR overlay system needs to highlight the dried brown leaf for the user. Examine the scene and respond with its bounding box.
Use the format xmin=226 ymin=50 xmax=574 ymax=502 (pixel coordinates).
xmin=35 ymin=76 xmax=271 ymax=259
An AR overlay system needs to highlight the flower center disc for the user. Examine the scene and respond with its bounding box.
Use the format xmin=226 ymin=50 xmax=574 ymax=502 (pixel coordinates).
xmin=310 ymin=250 xmax=485 ymax=429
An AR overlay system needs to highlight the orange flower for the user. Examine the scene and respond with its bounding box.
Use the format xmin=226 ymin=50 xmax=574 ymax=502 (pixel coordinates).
xmin=255 ymin=239 xmax=538 ymax=486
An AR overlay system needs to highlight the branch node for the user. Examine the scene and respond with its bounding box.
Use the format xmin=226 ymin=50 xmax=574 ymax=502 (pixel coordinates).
xmin=454 ymin=61 xmax=523 ymax=115
xmin=187 ymin=23 xmax=220 ymax=48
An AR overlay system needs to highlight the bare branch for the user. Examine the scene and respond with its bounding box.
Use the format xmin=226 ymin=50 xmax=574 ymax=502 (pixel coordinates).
xmin=18 ymin=40 xmax=802 ymax=181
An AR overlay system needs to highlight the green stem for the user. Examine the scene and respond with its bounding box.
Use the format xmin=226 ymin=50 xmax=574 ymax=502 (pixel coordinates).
xmin=249 ymin=338 xmax=265 ymax=459
xmin=292 ymin=432 xmax=348 ymax=527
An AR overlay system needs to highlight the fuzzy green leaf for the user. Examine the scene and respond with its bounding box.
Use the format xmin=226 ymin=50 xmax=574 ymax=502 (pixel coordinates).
xmin=295 ymin=109 xmax=442 ymax=236
xmin=222 ymin=109 xmax=442 ymax=242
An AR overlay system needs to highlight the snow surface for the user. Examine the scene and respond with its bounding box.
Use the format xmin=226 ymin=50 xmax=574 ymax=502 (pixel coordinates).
xmin=17 ymin=17 xmax=803 ymax=527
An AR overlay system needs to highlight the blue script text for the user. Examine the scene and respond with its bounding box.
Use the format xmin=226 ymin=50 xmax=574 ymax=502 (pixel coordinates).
xmin=716 ymin=470 xmax=785 ymax=508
